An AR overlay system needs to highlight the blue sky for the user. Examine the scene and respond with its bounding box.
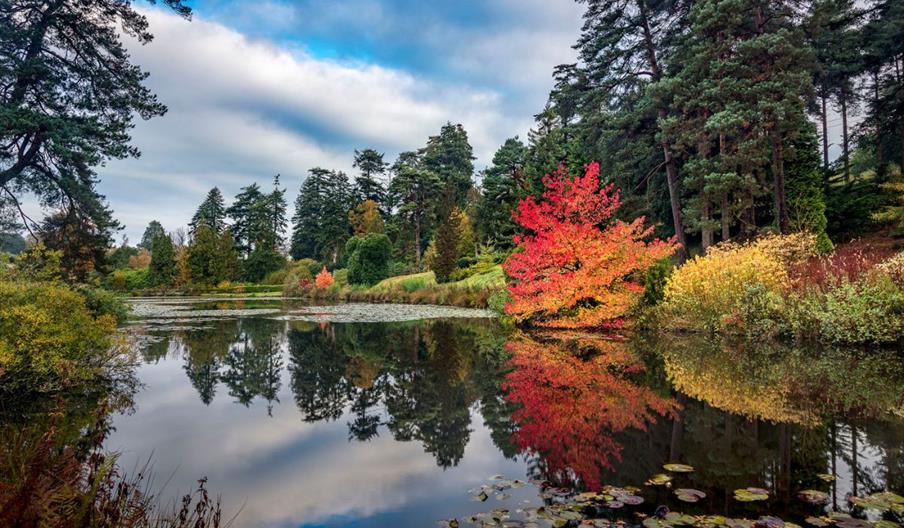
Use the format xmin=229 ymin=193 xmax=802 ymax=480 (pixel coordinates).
xmin=90 ymin=0 xmax=585 ymax=242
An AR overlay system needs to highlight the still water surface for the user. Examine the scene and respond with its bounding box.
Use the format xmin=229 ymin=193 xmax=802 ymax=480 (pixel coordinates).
xmin=107 ymin=299 xmax=904 ymax=527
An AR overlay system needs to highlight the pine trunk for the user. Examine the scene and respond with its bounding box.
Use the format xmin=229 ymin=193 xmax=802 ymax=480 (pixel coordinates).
xmin=841 ymin=88 xmax=850 ymax=182
xmin=721 ymin=194 xmax=731 ymax=241
xmin=772 ymin=133 xmax=789 ymax=234
xmin=821 ymin=91 xmax=830 ymax=171
xmin=702 ymin=200 xmax=713 ymax=250
xmin=638 ymin=0 xmax=687 ymax=263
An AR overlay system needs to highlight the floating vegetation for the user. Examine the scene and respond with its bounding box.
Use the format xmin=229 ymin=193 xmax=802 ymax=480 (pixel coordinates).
xmin=675 ymin=489 xmax=707 ymax=503
xmin=798 ymin=490 xmax=829 ymax=505
xmin=817 ymin=474 xmax=837 ymax=482
xmin=734 ymin=488 xmax=770 ymax=502
xmin=647 ymin=474 xmax=674 ymax=486
xmin=849 ymin=492 xmax=904 ymax=513
xmin=664 ymin=464 xmax=695 ymax=473
xmin=451 ymin=475 xmax=904 ymax=528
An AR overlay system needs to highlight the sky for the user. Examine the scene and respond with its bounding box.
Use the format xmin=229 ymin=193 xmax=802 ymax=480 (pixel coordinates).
xmin=93 ymin=0 xmax=586 ymax=243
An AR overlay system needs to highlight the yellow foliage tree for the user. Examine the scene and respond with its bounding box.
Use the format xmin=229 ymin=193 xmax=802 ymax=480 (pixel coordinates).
xmin=348 ymin=200 xmax=385 ymax=235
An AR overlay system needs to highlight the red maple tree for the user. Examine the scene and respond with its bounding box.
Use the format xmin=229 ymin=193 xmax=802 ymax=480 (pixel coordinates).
xmin=503 ymin=162 xmax=677 ymax=328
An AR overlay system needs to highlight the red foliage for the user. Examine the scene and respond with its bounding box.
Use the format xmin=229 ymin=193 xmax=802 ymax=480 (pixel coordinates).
xmin=502 ymin=335 xmax=678 ymax=490
xmin=315 ymin=267 xmax=334 ymax=289
xmin=789 ymin=239 xmax=895 ymax=291
xmin=503 ymin=162 xmax=677 ymax=328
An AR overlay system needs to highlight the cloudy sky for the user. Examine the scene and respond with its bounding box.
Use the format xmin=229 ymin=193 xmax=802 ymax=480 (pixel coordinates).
xmin=94 ymin=0 xmax=585 ymax=242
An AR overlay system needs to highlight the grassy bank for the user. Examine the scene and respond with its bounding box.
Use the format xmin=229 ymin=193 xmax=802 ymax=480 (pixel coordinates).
xmin=285 ymin=266 xmax=508 ymax=311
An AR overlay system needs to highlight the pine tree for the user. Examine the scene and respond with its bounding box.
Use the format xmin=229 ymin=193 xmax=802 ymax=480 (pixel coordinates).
xmin=352 ymin=149 xmax=389 ymax=209
xmin=432 ymin=193 xmax=462 ymax=283
xmin=478 ymin=137 xmax=528 ymax=248
xmin=190 ymin=188 xmax=227 ymax=235
xmin=139 ymin=220 xmax=166 ymax=250
xmin=388 ymin=152 xmax=441 ymax=267
xmin=421 ymin=123 xmax=475 ymax=207
xmin=290 ymin=168 xmax=352 ymax=263
xmin=148 ymin=232 xmax=176 ymax=286
xmin=226 ymin=184 xmax=264 ymax=258
xmin=349 ymin=200 xmax=385 ymax=235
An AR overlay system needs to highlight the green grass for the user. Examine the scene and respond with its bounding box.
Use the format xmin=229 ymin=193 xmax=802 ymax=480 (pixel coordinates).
xmin=370 ymin=271 xmax=437 ymax=292
xmin=455 ymin=265 xmax=505 ymax=288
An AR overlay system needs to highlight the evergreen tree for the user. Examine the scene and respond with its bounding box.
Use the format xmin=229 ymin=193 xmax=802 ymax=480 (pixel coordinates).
xmin=266 ymin=175 xmax=288 ymax=251
xmin=226 ymin=184 xmax=265 ymax=258
xmin=388 ymin=152 xmax=441 ymax=267
xmin=290 ymin=168 xmax=353 ymax=263
xmin=352 ymin=149 xmax=389 ymax=209
xmin=478 ymin=137 xmax=527 ymax=248
xmin=139 ymin=220 xmax=166 ymax=250
xmin=0 ymin=0 xmax=190 ymax=246
xmin=420 ymin=123 xmax=475 ymax=206
xmin=190 ymin=188 xmax=227 ymax=235
xmin=38 ymin=204 xmax=119 ymax=282
xmin=148 ymin=232 xmax=176 ymax=287
xmin=431 ymin=194 xmax=462 ymax=283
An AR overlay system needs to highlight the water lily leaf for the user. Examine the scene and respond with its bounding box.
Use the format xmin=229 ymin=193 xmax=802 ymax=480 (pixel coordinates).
xmin=735 ymin=488 xmax=770 ymax=502
xmin=674 ymin=488 xmax=707 ymax=503
xmin=754 ymin=515 xmax=785 ymax=528
xmin=798 ymin=490 xmax=829 ymax=504
xmin=701 ymin=516 xmax=728 ymax=526
xmin=494 ymin=492 xmax=510 ymax=501
xmin=664 ymin=463 xmax=695 ymax=473
xmin=622 ymin=495 xmax=645 ymax=505
xmin=647 ymin=473 xmax=674 ymax=486
xmin=664 ymin=512 xmax=697 ymax=525
xmin=834 ymin=519 xmax=871 ymax=528
xmin=643 ymin=518 xmax=669 ymax=528
xmin=474 ymin=490 xmax=488 ymax=502
xmin=805 ymin=517 xmax=829 ymax=527
xmin=817 ymin=474 xmax=837 ymax=482
xmin=438 ymin=520 xmax=459 ymax=528
xmin=873 ymin=521 xmax=901 ymax=528
xmin=606 ymin=500 xmax=625 ymax=509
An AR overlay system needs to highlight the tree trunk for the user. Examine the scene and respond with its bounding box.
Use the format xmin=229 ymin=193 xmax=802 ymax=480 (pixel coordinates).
xmin=772 ymin=133 xmax=789 ymax=234
xmin=721 ymin=194 xmax=731 ymax=241
xmin=702 ymin=200 xmax=713 ymax=250
xmin=414 ymin=215 xmax=422 ymax=268
xmin=821 ymin=90 xmax=830 ymax=172
xmin=841 ymin=88 xmax=850 ymax=182
xmin=743 ymin=184 xmax=757 ymax=238
xmin=874 ymin=71 xmax=885 ymax=179
xmin=637 ymin=0 xmax=687 ymax=263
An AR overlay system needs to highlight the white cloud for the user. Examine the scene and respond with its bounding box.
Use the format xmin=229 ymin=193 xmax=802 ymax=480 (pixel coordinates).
xmin=97 ymin=7 xmax=539 ymax=241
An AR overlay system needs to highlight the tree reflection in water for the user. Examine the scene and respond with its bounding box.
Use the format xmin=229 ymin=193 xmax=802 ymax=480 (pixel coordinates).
xmin=141 ymin=317 xmax=904 ymax=515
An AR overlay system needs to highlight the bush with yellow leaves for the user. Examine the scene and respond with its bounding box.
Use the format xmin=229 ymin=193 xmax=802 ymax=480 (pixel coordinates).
xmin=660 ymin=233 xmax=817 ymax=334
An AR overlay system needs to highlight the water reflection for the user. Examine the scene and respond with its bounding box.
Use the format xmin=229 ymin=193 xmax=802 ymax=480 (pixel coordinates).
xmin=105 ymin=315 xmax=904 ymax=526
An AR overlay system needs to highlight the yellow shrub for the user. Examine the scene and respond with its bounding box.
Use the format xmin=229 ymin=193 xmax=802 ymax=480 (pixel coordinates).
xmin=753 ymin=231 xmax=819 ymax=267
xmin=661 ymin=236 xmax=793 ymax=332
xmin=876 ymin=250 xmax=904 ymax=283
xmin=0 ymin=281 xmax=117 ymax=388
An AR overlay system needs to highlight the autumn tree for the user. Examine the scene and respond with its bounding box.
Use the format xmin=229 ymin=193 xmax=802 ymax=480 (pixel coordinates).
xmin=315 ymin=267 xmax=334 ymax=289
xmin=504 ymin=162 xmax=677 ymax=328
xmin=349 ymin=200 xmax=385 ymax=235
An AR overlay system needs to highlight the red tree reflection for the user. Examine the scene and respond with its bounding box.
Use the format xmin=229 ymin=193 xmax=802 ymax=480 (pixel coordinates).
xmin=503 ymin=334 xmax=678 ymax=490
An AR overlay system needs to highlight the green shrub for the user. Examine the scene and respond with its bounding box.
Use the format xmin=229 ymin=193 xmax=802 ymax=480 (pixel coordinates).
xmin=346 ymin=233 xmax=392 ymax=286
xmin=487 ymin=289 xmax=510 ymax=315
xmin=333 ymin=268 xmax=349 ymax=287
xmin=813 ymin=277 xmax=904 ymax=345
xmin=121 ymin=267 xmax=150 ymax=290
xmin=641 ymin=258 xmax=673 ymax=306
xmin=0 ymin=280 xmax=118 ymax=390
xmin=73 ymin=286 xmax=130 ymax=322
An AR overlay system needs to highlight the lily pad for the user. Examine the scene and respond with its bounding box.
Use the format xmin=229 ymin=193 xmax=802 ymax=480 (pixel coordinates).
xmin=817 ymin=474 xmax=837 ymax=482
xmin=735 ymin=488 xmax=770 ymax=502
xmin=850 ymin=492 xmax=904 ymax=512
xmin=873 ymin=521 xmax=901 ymax=528
xmin=805 ymin=518 xmax=829 ymax=527
xmin=646 ymin=473 xmax=674 ymax=486
xmin=675 ymin=488 xmax=706 ymax=503
xmin=664 ymin=463 xmax=695 ymax=473
xmin=798 ymin=490 xmax=829 ymax=504
xmin=755 ymin=516 xmax=785 ymax=528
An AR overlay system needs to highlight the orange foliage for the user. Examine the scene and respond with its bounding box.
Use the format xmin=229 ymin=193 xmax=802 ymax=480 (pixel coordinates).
xmin=315 ymin=267 xmax=334 ymax=289
xmin=502 ymin=334 xmax=679 ymax=490
xmin=503 ymin=162 xmax=677 ymax=328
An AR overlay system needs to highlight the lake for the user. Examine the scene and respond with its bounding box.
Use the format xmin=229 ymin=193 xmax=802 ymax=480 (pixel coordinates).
xmin=104 ymin=298 xmax=904 ymax=527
